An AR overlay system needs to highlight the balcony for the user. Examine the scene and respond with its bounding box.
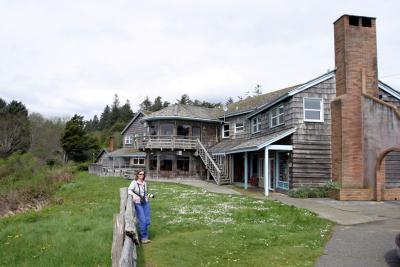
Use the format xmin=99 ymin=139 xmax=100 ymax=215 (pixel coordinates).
xmin=142 ymin=135 xmax=198 ymax=150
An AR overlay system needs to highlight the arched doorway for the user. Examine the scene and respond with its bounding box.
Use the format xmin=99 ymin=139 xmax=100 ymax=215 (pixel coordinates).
xmin=376 ymin=148 xmax=400 ymax=201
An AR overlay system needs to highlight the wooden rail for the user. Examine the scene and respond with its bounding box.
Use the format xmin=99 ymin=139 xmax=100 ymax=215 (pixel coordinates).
xmin=143 ymin=135 xmax=197 ymax=150
xmin=111 ymin=187 xmax=139 ymax=267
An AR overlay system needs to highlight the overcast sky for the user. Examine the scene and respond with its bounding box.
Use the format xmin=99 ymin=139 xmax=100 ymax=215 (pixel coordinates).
xmin=1 ymin=0 xmax=399 ymax=120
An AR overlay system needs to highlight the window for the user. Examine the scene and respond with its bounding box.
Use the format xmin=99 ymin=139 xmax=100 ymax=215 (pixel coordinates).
xmin=160 ymin=123 xmax=174 ymax=136
xmin=234 ymin=122 xmax=244 ymax=133
xmin=222 ymin=124 xmax=230 ymax=138
xmin=177 ymin=125 xmax=190 ymax=137
xmin=148 ymin=125 xmax=157 ymax=136
xmin=160 ymin=155 xmax=173 ymax=171
xmin=131 ymin=157 xmax=145 ymax=165
xmin=251 ymin=116 xmax=261 ymax=133
xmin=124 ymin=135 xmax=133 ymax=145
xmin=177 ymin=156 xmax=189 ymax=171
xmin=270 ymin=105 xmax=284 ymax=128
xmin=303 ymin=98 xmax=324 ymax=122
xmin=192 ymin=127 xmax=201 ymax=138
xmin=149 ymin=155 xmax=157 ymax=170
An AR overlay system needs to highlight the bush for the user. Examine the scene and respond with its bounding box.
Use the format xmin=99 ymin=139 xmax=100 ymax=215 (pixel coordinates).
xmin=288 ymin=182 xmax=341 ymax=198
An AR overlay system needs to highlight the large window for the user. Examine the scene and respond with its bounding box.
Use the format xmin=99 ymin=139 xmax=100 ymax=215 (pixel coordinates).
xmin=235 ymin=122 xmax=244 ymax=133
xmin=251 ymin=116 xmax=261 ymax=133
xmin=192 ymin=127 xmax=201 ymax=138
xmin=177 ymin=125 xmax=190 ymax=137
xmin=160 ymin=123 xmax=174 ymax=136
xmin=160 ymin=155 xmax=173 ymax=171
xmin=177 ymin=156 xmax=189 ymax=172
xmin=303 ymin=98 xmax=323 ymax=122
xmin=270 ymin=105 xmax=284 ymax=128
xmin=149 ymin=155 xmax=157 ymax=170
xmin=124 ymin=135 xmax=133 ymax=145
xmin=222 ymin=124 xmax=230 ymax=138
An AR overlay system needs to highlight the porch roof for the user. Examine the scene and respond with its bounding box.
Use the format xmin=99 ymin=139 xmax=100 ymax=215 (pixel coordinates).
xmin=107 ymin=148 xmax=146 ymax=158
xmin=210 ymin=127 xmax=296 ymax=154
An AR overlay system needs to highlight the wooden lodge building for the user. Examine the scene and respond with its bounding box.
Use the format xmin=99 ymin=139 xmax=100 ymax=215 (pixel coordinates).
xmin=90 ymin=15 xmax=400 ymax=200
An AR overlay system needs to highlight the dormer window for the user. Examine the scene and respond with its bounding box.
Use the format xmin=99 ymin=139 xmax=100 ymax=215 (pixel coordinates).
xmin=222 ymin=124 xmax=230 ymax=138
xmin=251 ymin=116 xmax=261 ymax=133
xmin=303 ymin=98 xmax=324 ymax=122
xmin=270 ymin=105 xmax=284 ymax=128
xmin=124 ymin=135 xmax=133 ymax=145
xmin=234 ymin=122 xmax=244 ymax=133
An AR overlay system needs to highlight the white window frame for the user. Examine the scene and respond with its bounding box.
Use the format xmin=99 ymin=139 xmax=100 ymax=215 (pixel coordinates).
xmin=124 ymin=135 xmax=133 ymax=145
xmin=303 ymin=97 xmax=324 ymax=122
xmin=222 ymin=124 xmax=230 ymax=138
xmin=132 ymin=157 xmax=145 ymax=165
xmin=251 ymin=116 xmax=261 ymax=134
xmin=270 ymin=105 xmax=284 ymax=128
xmin=234 ymin=122 xmax=244 ymax=133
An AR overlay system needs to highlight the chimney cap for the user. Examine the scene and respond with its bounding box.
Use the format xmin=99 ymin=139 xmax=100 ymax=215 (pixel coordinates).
xmin=333 ymin=14 xmax=376 ymax=25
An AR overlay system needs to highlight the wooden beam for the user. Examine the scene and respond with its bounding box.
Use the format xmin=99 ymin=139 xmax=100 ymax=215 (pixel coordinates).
xmin=111 ymin=213 xmax=124 ymax=267
xmin=120 ymin=188 xmax=128 ymax=214
xmin=124 ymin=195 xmax=139 ymax=244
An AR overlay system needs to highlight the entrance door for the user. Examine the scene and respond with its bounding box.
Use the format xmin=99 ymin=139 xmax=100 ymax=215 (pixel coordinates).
xmin=269 ymin=158 xmax=275 ymax=190
xmin=233 ymin=154 xmax=244 ymax=182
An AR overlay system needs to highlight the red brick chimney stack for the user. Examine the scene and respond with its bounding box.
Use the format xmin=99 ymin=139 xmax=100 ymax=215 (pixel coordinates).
xmin=332 ymin=15 xmax=379 ymax=192
xmin=108 ymin=136 xmax=115 ymax=152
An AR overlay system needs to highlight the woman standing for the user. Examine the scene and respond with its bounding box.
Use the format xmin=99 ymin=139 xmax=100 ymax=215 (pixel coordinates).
xmin=128 ymin=170 xmax=151 ymax=244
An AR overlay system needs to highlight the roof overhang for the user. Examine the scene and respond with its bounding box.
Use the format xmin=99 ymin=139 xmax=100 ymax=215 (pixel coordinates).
xmin=121 ymin=111 xmax=145 ymax=135
xmin=378 ymin=81 xmax=400 ymax=100
xmin=219 ymin=109 xmax=254 ymax=119
xmin=141 ymin=116 xmax=222 ymax=123
xmin=226 ymin=128 xmax=296 ymax=154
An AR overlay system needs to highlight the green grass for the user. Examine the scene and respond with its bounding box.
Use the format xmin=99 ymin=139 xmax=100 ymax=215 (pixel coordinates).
xmin=0 ymin=173 xmax=334 ymax=267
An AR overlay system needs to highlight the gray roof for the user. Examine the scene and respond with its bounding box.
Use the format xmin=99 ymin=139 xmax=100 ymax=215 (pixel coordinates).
xmin=121 ymin=111 xmax=149 ymax=135
xmin=225 ymin=85 xmax=299 ymax=117
xmin=142 ymin=104 xmax=223 ymax=123
xmin=107 ymin=148 xmax=146 ymax=158
xmin=210 ymin=128 xmax=296 ymax=154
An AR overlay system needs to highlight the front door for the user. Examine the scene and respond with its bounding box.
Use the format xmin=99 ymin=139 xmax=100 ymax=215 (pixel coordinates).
xmin=269 ymin=158 xmax=275 ymax=190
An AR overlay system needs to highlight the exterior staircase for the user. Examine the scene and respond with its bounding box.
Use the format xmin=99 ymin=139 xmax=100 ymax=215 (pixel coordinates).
xmin=196 ymin=139 xmax=229 ymax=185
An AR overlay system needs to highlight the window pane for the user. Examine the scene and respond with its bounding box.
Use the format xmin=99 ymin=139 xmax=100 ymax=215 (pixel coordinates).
xmin=160 ymin=123 xmax=174 ymax=135
xmin=150 ymin=156 xmax=157 ymax=170
xmin=177 ymin=156 xmax=189 ymax=171
xmin=272 ymin=117 xmax=277 ymax=127
xmin=139 ymin=158 xmax=145 ymax=165
xmin=278 ymin=106 xmax=284 ymax=114
xmin=177 ymin=125 xmax=190 ymax=136
xmin=160 ymin=155 xmax=173 ymax=171
xmin=305 ymin=110 xmax=321 ymax=120
xmin=192 ymin=127 xmax=201 ymax=137
xmin=304 ymin=99 xmax=321 ymax=109
xmin=278 ymin=114 xmax=284 ymax=124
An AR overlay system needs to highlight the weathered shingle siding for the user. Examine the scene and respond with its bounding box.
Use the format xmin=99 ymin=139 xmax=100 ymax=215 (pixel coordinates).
xmin=123 ymin=113 xmax=146 ymax=148
xmin=289 ymin=77 xmax=336 ymax=187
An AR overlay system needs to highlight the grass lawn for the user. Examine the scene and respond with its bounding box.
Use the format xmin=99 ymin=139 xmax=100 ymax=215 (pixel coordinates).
xmin=0 ymin=173 xmax=333 ymax=267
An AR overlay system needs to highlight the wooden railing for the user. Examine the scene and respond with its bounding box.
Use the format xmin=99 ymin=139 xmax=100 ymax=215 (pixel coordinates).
xmin=196 ymin=139 xmax=223 ymax=185
xmin=111 ymin=187 xmax=139 ymax=267
xmin=143 ymin=135 xmax=197 ymax=150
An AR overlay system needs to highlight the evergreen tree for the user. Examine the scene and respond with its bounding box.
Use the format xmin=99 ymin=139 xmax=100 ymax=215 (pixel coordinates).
xmin=119 ymin=100 xmax=134 ymax=123
xmin=176 ymin=94 xmax=192 ymax=105
xmin=163 ymin=101 xmax=170 ymax=108
xmin=99 ymin=105 xmax=111 ymax=130
xmin=109 ymin=94 xmax=120 ymax=126
xmin=152 ymin=96 xmax=163 ymax=111
xmin=140 ymin=97 xmax=152 ymax=111
xmin=225 ymin=97 xmax=234 ymax=106
xmin=0 ymin=99 xmax=31 ymax=158
xmin=61 ymin=114 xmax=99 ymax=162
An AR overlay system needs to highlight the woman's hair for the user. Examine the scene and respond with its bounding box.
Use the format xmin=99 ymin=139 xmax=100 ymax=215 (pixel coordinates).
xmin=135 ymin=170 xmax=146 ymax=180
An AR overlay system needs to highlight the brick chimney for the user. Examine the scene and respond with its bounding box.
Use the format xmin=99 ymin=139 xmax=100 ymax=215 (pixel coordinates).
xmin=108 ymin=136 xmax=115 ymax=152
xmin=331 ymin=15 xmax=379 ymax=191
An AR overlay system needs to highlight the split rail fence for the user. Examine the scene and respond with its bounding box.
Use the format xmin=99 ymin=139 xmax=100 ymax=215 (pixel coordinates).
xmin=111 ymin=187 xmax=139 ymax=267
